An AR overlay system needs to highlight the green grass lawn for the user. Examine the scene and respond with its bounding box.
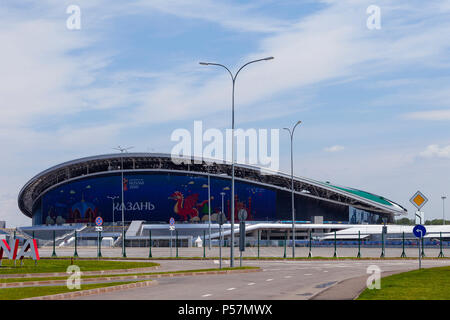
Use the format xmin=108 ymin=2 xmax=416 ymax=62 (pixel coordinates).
xmin=358 ymin=266 xmax=450 ymax=300
xmin=0 ymin=259 xmax=158 ymax=274
xmin=0 ymin=281 xmax=145 ymax=300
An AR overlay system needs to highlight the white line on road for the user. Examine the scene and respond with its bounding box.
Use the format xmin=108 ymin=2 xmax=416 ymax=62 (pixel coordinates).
xmin=202 ymin=294 xmax=212 ymax=297
xmin=284 ymin=276 xmax=292 ymax=278
xmin=304 ymin=274 xmax=312 ymax=276
xmin=227 ymin=288 xmax=236 ymax=291
xmin=248 ymin=282 xmax=255 ymax=286
xmin=266 ymin=279 xmax=273 ymax=282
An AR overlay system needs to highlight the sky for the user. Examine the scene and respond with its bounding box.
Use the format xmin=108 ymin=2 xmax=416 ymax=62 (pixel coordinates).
xmin=1 ymin=0 xmax=449 ymax=227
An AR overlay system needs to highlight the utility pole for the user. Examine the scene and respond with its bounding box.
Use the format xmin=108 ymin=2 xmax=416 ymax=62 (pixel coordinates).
xmin=200 ymin=57 xmax=274 ymax=266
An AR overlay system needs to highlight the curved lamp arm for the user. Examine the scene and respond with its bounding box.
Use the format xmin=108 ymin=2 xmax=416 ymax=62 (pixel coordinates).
xmin=200 ymin=57 xmax=273 ymax=81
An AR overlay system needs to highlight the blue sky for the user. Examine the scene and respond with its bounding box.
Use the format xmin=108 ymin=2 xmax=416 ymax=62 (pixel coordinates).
xmin=1 ymin=0 xmax=450 ymax=226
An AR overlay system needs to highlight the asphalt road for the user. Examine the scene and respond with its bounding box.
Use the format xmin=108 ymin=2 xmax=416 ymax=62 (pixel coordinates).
xmin=72 ymin=259 xmax=450 ymax=300
xmin=39 ymin=246 xmax=450 ymax=259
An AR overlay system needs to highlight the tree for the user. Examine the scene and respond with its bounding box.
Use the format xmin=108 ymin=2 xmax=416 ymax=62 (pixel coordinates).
xmin=394 ymin=217 xmax=414 ymax=225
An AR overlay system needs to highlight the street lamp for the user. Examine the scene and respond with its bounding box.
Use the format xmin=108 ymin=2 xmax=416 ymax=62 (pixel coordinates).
xmin=107 ymin=195 xmax=119 ymax=231
xmin=283 ymin=120 xmax=302 ymax=258
xmin=443 ymin=196 xmax=447 ymax=225
xmin=113 ymin=145 xmax=133 ymax=258
xmin=200 ymin=57 xmax=274 ymax=267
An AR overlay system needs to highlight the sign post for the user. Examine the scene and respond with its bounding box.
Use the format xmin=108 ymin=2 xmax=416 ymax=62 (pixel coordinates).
xmin=176 ymin=230 xmax=179 ymax=258
xmin=357 ymin=230 xmax=361 ymax=258
xmin=401 ymin=231 xmax=406 ymax=258
xmin=169 ymin=217 xmax=175 ymax=258
xmin=74 ymin=230 xmax=78 ymax=258
xmin=413 ymin=224 xmax=426 ymax=269
xmin=148 ymin=230 xmax=152 ymax=258
xmin=95 ymin=217 xmax=103 ymax=258
xmin=333 ymin=231 xmax=337 ymax=258
xmin=218 ymin=212 xmax=226 ymax=269
xmin=52 ymin=230 xmax=57 ymax=257
xmin=257 ymin=229 xmax=260 ymax=259
xmin=308 ymin=231 xmax=312 ymax=258
xmin=238 ymin=209 xmax=247 ymax=267
xmin=203 ymin=230 xmax=206 ymax=258
xmin=410 ymin=191 xmax=429 ymax=269
xmin=438 ymin=232 xmax=444 ymax=258
xmin=380 ymin=224 xmax=387 ymax=258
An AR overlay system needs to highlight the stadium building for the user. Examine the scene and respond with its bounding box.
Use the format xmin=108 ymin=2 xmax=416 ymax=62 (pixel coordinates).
xmin=17 ymin=153 xmax=407 ymax=244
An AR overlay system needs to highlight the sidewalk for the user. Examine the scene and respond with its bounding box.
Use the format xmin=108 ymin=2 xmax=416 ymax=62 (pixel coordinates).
xmin=310 ymin=270 xmax=405 ymax=300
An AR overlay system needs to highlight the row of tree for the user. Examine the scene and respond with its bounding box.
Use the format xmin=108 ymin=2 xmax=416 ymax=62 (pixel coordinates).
xmin=394 ymin=217 xmax=450 ymax=225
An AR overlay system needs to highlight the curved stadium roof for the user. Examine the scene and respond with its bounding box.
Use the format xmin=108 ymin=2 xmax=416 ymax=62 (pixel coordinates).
xmin=18 ymin=153 xmax=407 ymax=219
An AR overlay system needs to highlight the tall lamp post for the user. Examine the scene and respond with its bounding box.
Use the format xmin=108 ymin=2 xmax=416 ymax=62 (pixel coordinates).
xmin=199 ymin=57 xmax=274 ymax=267
xmin=113 ymin=146 xmax=133 ymax=258
xmin=205 ymin=173 xmax=212 ymax=249
xmin=283 ymin=120 xmax=302 ymax=258
xmin=107 ymin=195 xmax=119 ymax=231
xmin=443 ymin=196 xmax=447 ymax=225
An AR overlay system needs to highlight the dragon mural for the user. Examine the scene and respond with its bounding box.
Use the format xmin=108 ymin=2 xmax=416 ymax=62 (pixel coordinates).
xmin=169 ymin=191 xmax=208 ymax=221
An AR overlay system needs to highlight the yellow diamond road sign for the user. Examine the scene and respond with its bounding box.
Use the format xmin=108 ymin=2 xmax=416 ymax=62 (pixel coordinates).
xmin=410 ymin=191 xmax=428 ymax=210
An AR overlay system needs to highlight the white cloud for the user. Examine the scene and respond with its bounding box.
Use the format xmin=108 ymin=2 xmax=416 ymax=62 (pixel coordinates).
xmin=123 ymin=0 xmax=450 ymax=128
xmin=132 ymin=0 xmax=290 ymax=33
xmin=296 ymin=144 xmax=449 ymax=221
xmin=404 ymin=110 xmax=450 ymax=121
xmin=324 ymin=145 xmax=345 ymax=152
xmin=419 ymin=144 xmax=450 ymax=159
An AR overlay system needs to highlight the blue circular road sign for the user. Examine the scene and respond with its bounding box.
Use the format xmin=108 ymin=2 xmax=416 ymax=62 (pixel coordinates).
xmin=95 ymin=216 xmax=103 ymax=226
xmin=413 ymin=225 xmax=426 ymax=238
xmin=169 ymin=217 xmax=175 ymax=226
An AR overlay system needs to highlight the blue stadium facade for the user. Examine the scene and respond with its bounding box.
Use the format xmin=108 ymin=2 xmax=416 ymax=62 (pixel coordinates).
xmin=18 ymin=153 xmax=407 ymax=226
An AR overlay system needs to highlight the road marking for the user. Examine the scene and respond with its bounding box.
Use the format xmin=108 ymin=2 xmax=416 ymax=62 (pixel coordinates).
xmin=304 ymin=274 xmax=312 ymax=276
xmin=202 ymin=294 xmax=212 ymax=297
xmin=284 ymin=276 xmax=292 ymax=278
xmin=248 ymin=282 xmax=255 ymax=286
xmin=266 ymin=278 xmax=273 ymax=282
xmin=323 ymin=270 xmax=328 ymax=273
xmin=227 ymin=288 xmax=235 ymax=291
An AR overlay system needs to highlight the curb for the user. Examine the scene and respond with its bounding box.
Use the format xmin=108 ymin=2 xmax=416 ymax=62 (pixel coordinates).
xmin=4 ymin=268 xmax=261 ymax=288
xmin=309 ymin=270 xmax=406 ymax=300
xmin=23 ymin=280 xmax=158 ymax=300
xmin=308 ymin=278 xmax=348 ymax=300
